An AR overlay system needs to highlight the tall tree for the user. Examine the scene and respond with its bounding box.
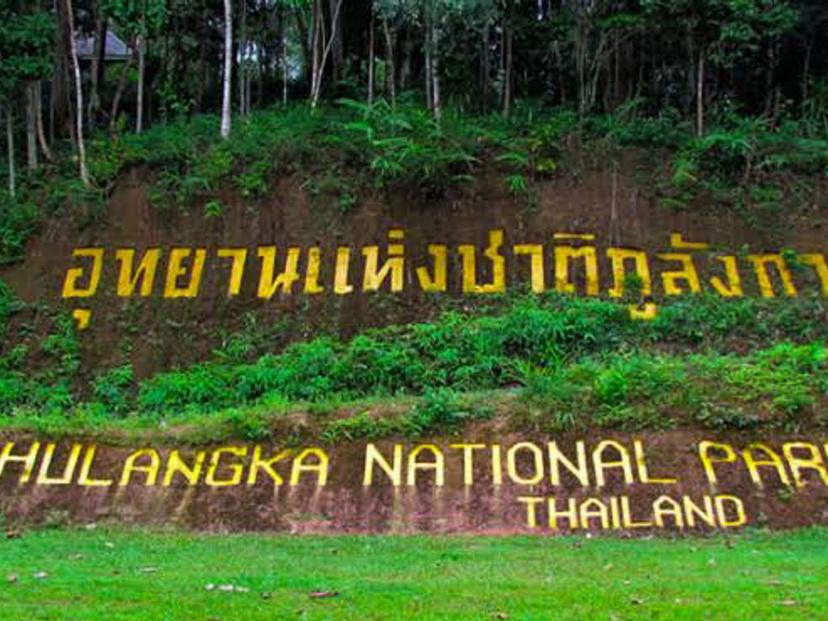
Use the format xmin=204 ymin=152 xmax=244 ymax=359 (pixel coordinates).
xmin=642 ymin=0 xmax=796 ymax=135
xmin=0 ymin=0 xmax=55 ymax=192
xmin=221 ymin=0 xmax=233 ymax=137
xmin=62 ymin=0 xmax=91 ymax=186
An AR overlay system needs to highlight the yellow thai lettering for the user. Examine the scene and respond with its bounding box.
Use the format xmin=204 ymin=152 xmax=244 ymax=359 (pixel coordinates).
xmin=334 ymin=247 xmax=353 ymax=294
xmin=116 ymin=248 xmax=160 ymax=297
xmin=514 ymin=244 xmax=545 ymax=293
xmin=606 ymin=248 xmax=652 ymax=298
xmin=362 ymin=230 xmax=405 ymax=292
xmin=657 ymin=253 xmax=701 ymax=295
xmin=518 ymin=496 xmax=544 ymax=528
xmin=458 ymin=230 xmax=506 ymax=293
xmin=579 ymin=498 xmax=610 ymax=529
xmin=62 ymin=248 xmax=104 ymax=298
xmin=416 ymin=245 xmax=448 ymax=292
xmin=304 ymin=247 xmax=325 ymax=294
xmin=163 ymin=248 xmax=206 ymax=298
xmin=709 ymin=256 xmax=744 ymax=297
xmin=747 ymin=254 xmax=796 ymax=297
xmin=554 ymin=244 xmax=599 ymax=296
xmin=217 ymin=248 xmax=248 ymax=296
xmin=257 ymin=246 xmax=301 ymax=298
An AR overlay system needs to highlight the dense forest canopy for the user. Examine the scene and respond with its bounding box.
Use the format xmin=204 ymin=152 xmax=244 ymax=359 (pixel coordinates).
xmin=1 ymin=0 xmax=827 ymax=196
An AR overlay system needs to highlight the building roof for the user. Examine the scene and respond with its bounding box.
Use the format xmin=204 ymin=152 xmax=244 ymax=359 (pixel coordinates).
xmin=75 ymin=31 xmax=131 ymax=61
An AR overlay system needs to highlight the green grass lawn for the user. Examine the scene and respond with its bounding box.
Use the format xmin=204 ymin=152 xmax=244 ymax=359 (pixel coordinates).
xmin=1 ymin=528 xmax=827 ymax=620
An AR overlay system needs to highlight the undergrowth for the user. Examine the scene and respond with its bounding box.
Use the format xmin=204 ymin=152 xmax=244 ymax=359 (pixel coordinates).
xmin=2 ymin=99 xmax=826 ymax=264
xmin=0 ymin=290 xmax=826 ymax=440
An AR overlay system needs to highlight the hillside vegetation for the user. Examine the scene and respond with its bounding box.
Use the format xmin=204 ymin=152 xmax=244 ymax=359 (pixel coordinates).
xmin=3 ymin=100 xmax=828 ymax=266
xmin=3 ymin=0 xmax=828 ymax=442
xmin=1 ymin=286 xmax=826 ymax=442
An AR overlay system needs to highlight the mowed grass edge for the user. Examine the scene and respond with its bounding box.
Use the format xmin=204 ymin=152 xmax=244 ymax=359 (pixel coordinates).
xmin=0 ymin=527 xmax=826 ymax=621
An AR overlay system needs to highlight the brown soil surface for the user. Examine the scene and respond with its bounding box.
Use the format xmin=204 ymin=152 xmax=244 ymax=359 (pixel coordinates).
xmin=2 ymin=428 xmax=827 ymax=535
xmin=1 ymin=155 xmax=826 ymax=377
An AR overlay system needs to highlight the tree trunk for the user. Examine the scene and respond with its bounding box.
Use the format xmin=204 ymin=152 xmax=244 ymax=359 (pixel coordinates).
xmin=278 ymin=3 xmax=287 ymax=105
xmin=802 ymin=36 xmax=812 ymax=102
xmin=282 ymin=12 xmax=288 ymax=105
xmin=6 ymin=104 xmax=15 ymax=198
xmin=64 ymin=0 xmax=91 ymax=187
xmin=328 ymin=0 xmax=344 ymax=83
xmin=310 ymin=0 xmax=321 ymax=105
xmin=431 ymin=26 xmax=441 ymax=120
xmin=310 ymin=0 xmax=343 ymax=108
xmin=195 ymin=33 xmax=207 ymax=112
xmin=696 ymin=45 xmax=705 ymax=137
xmin=424 ymin=13 xmax=433 ymax=111
xmin=246 ymin=66 xmax=251 ymax=116
xmin=481 ymin=27 xmax=490 ymax=112
xmin=221 ymin=0 xmax=233 ymax=138
xmin=400 ymin=29 xmax=411 ymax=90
xmin=382 ymin=18 xmax=396 ymax=106
xmin=502 ymin=23 xmax=512 ymax=117
xmin=110 ymin=39 xmax=136 ymax=129
xmin=26 ymin=83 xmax=38 ymax=171
xmin=136 ymin=30 xmax=146 ymax=133
xmin=295 ymin=9 xmax=311 ymax=94
xmin=52 ymin=0 xmax=74 ymax=142
xmin=367 ymin=10 xmax=375 ymax=105
xmin=35 ymin=82 xmax=53 ymax=161
xmin=88 ymin=5 xmax=107 ymax=127
xmin=238 ymin=0 xmax=247 ymax=117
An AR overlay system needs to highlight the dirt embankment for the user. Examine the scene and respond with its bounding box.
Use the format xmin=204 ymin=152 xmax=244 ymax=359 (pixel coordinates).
xmin=1 ymin=429 xmax=827 ymax=535
xmin=1 ymin=154 xmax=826 ymax=378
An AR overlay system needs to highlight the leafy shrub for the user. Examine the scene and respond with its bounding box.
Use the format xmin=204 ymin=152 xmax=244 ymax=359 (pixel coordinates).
xmin=404 ymin=389 xmax=469 ymax=436
xmin=92 ymin=364 xmax=134 ymax=415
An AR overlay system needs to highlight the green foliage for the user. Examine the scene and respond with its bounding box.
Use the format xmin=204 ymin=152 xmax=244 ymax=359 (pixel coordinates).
xmin=518 ymin=343 xmax=826 ymax=433
xmin=92 ymin=364 xmax=134 ymax=415
xmin=321 ymin=411 xmax=398 ymax=443
xmin=39 ymin=314 xmax=80 ymax=377
xmin=0 ymin=5 xmax=54 ymax=96
xmin=403 ymin=388 xmax=472 ymax=436
xmin=202 ymin=199 xmax=225 ymax=219
xmin=0 ymin=278 xmax=20 ymax=332
xmin=336 ymin=98 xmax=478 ymax=193
xmin=114 ymin=294 xmax=828 ymax=421
xmin=0 ymin=197 xmax=38 ymax=264
xmin=3 ymin=293 xmax=826 ymax=442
